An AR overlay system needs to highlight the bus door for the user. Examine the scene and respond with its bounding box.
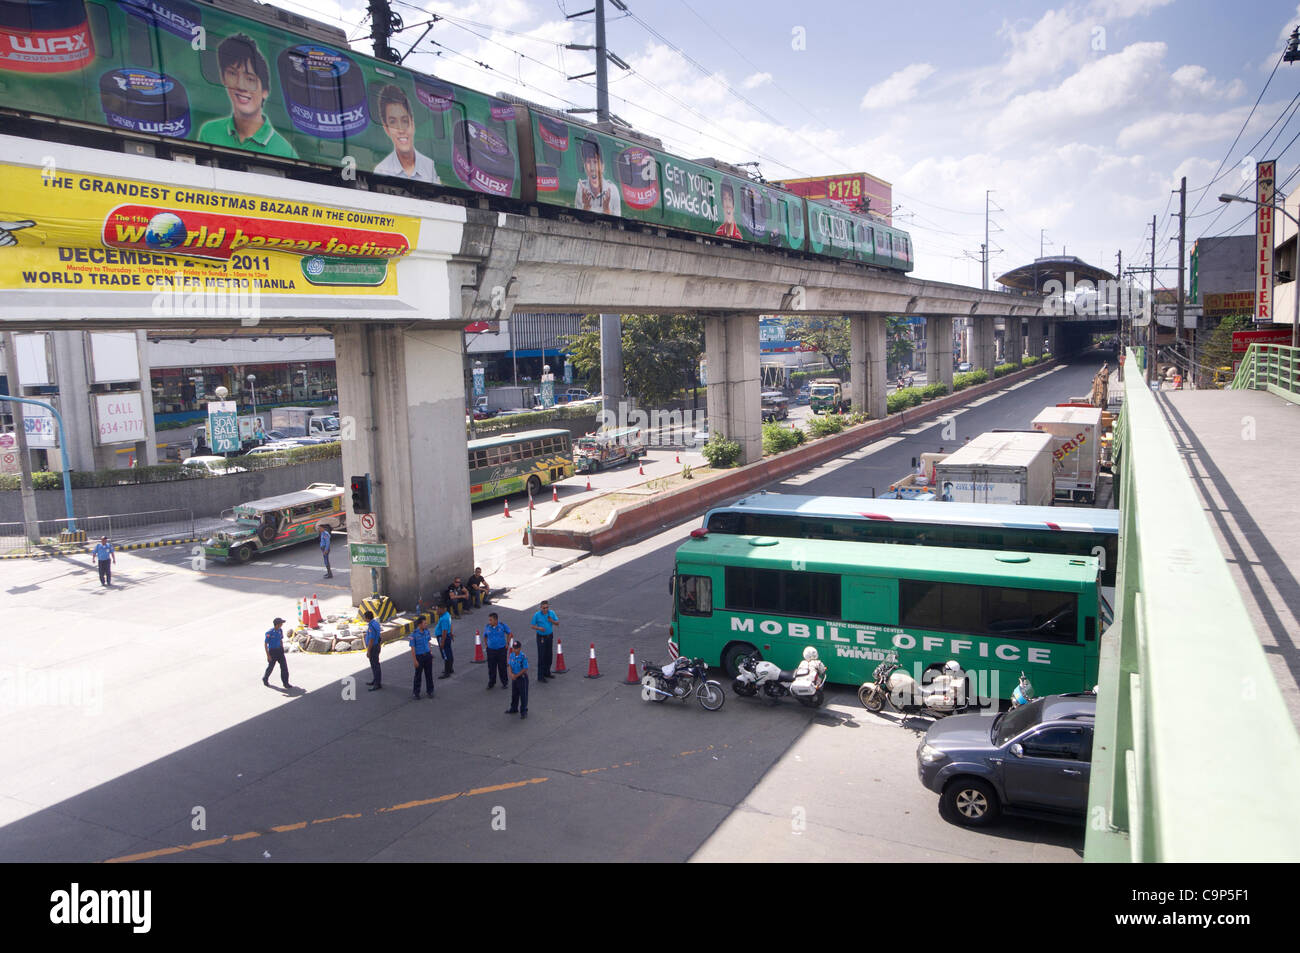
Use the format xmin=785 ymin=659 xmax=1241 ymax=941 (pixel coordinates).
xmin=672 ymin=569 xmax=716 ymax=652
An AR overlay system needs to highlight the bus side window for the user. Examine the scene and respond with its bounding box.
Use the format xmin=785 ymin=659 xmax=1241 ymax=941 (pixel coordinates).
xmin=679 ymin=575 xmax=712 ymax=615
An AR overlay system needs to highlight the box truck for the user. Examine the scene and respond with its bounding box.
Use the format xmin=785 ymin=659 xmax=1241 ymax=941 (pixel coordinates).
xmin=934 ymin=431 xmax=1055 ymax=506
xmin=1032 ymin=405 xmax=1103 ymax=504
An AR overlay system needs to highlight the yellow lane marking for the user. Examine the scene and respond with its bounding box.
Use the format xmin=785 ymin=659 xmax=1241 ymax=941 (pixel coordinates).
xmin=578 ymin=761 xmax=639 ymax=775
xmin=102 ymin=776 xmax=549 ymax=863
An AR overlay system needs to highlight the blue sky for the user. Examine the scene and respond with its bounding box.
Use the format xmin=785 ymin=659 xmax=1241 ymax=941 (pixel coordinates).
xmin=282 ymin=0 xmax=1300 ymax=287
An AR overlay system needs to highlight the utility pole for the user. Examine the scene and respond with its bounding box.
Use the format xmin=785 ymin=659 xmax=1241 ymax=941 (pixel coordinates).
xmin=984 ymin=190 xmax=991 ymax=290
xmin=1176 ymin=176 xmax=1187 ymax=360
xmin=2 ymin=332 xmax=40 ymax=544
xmin=1148 ymin=214 xmax=1156 ymax=385
xmin=565 ymin=0 xmax=630 ymax=125
xmin=367 ymin=0 xmax=400 ymax=63
xmin=1116 ymin=249 xmax=1123 ymax=357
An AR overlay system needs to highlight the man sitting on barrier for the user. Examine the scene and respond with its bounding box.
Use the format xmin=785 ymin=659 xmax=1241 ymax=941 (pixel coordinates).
xmin=445 ymin=577 xmax=470 ymax=618
xmin=467 ymin=566 xmax=490 ymax=608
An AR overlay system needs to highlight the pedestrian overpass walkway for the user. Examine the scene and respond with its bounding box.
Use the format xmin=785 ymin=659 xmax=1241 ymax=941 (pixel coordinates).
xmin=1085 ymin=348 xmax=1300 ymax=862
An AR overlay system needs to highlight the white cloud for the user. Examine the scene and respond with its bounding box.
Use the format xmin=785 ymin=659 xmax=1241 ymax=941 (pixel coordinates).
xmin=1117 ymin=105 xmax=1258 ymax=151
xmin=742 ymin=72 xmax=772 ymax=90
xmin=860 ymin=63 xmax=936 ymax=110
xmin=989 ymin=41 xmax=1167 ymax=142
xmin=1091 ymin=0 xmax=1175 ymax=19
xmin=1171 ymin=64 xmax=1245 ymax=100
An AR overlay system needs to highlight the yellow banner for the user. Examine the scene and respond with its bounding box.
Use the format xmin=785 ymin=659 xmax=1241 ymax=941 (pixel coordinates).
xmin=0 ymin=164 xmax=421 ymax=297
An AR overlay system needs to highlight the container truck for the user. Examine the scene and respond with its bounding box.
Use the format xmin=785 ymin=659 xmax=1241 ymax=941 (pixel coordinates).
xmin=1032 ymin=405 xmax=1103 ymax=504
xmin=933 ymin=431 xmax=1055 ymax=506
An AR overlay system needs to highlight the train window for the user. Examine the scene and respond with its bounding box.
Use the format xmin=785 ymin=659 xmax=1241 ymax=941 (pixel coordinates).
xmin=86 ymin=2 xmax=113 ymax=60
xmin=865 ymin=226 xmax=875 ymax=256
xmin=125 ymin=11 xmax=155 ymax=67
xmin=881 ymin=231 xmax=893 ymax=257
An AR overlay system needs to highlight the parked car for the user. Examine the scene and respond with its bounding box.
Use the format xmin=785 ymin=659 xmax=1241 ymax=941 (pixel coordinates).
xmin=181 ymin=455 xmax=247 ymax=476
xmin=795 ymin=385 xmax=811 ymax=405
xmin=243 ymin=442 xmax=301 ymax=456
xmin=916 ymin=693 xmax=1095 ymax=828
xmin=957 ymin=361 xmax=973 ymax=373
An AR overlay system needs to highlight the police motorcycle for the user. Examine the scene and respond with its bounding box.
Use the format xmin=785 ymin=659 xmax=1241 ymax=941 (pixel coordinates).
xmin=640 ymin=642 xmax=725 ymax=711
xmin=731 ymin=647 xmax=828 ymax=708
xmin=857 ymin=659 xmax=972 ymax=719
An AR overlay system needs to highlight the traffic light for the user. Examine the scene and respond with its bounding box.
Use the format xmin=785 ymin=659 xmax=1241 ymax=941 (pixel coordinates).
xmin=350 ymin=474 xmax=372 ymax=514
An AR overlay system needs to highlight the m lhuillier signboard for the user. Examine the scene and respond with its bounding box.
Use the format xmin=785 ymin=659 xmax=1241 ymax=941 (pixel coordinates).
xmin=1256 ymin=160 xmax=1276 ymax=325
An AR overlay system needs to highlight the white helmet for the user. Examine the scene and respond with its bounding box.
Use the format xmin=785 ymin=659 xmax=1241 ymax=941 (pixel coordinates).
xmin=802 ymin=646 xmax=819 ymax=662
xmin=942 ymin=660 xmax=962 ymax=675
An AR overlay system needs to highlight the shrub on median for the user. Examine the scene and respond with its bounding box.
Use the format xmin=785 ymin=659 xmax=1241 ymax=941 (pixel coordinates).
xmin=993 ymin=362 xmax=1020 ymax=378
xmin=921 ymin=382 xmax=948 ymax=400
xmin=807 ymin=414 xmax=845 ymax=438
xmin=953 ymin=369 xmax=989 ymax=390
xmin=762 ymin=422 xmax=801 ymax=454
xmin=700 ymin=433 xmax=742 ymax=468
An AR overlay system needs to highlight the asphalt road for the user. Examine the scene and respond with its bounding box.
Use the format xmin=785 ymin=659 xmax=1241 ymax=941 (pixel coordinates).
xmin=0 ymin=356 xmax=1103 ymax=863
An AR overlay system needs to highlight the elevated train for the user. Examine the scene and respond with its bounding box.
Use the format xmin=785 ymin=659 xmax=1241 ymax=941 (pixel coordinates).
xmin=0 ymin=0 xmax=914 ymax=271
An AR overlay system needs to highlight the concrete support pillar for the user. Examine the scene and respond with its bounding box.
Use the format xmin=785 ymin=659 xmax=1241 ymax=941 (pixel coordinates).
xmin=1028 ymin=315 xmax=1045 ymax=358
xmin=972 ymin=317 xmax=997 ymax=374
xmin=334 ymin=323 xmax=473 ymax=609
xmin=703 ymin=312 xmax=761 ymax=466
xmin=599 ymin=313 xmax=624 ymax=405
xmin=50 ymin=331 xmax=95 ymax=471
xmin=135 ymin=329 xmax=159 ymax=466
xmin=849 ymin=313 xmax=887 ymax=419
xmin=925 ymin=316 xmax=954 ymax=392
xmin=1004 ymin=316 xmax=1024 ymax=364
xmin=1049 ymin=320 xmax=1066 ymax=357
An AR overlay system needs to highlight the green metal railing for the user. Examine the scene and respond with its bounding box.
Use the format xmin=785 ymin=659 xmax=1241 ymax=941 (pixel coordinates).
xmin=1231 ymin=343 xmax=1300 ymax=403
xmin=1085 ymin=348 xmax=1300 ymax=862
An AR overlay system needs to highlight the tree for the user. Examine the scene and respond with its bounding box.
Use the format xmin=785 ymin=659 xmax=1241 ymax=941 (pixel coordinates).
xmin=562 ymin=314 xmax=704 ymax=406
xmin=886 ymin=316 xmax=915 ymax=368
xmin=784 ymin=316 xmax=850 ymax=369
xmin=1200 ymin=313 xmax=1250 ymax=378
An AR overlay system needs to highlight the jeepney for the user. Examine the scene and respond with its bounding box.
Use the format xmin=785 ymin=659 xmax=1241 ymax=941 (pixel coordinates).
xmin=761 ymin=391 xmax=790 ymax=422
xmin=204 ymin=483 xmax=345 ymax=564
xmin=574 ymin=427 xmax=646 ymax=473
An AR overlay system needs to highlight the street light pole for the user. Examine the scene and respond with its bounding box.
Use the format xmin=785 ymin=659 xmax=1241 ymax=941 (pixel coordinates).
xmin=247 ymin=374 xmax=257 ymax=431
xmin=1219 ymin=193 xmax=1300 ymax=349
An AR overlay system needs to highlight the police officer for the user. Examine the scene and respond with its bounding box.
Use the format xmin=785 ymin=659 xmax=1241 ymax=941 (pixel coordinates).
xmin=263 ymin=617 xmax=291 ymax=689
xmin=482 ymin=612 xmax=511 ymax=690
xmin=319 ymin=525 xmax=333 ymax=579
xmin=530 ymin=600 xmax=559 ymax=682
xmin=410 ymin=616 xmax=435 ymax=700
xmin=506 ymin=640 xmax=529 ymax=719
xmin=92 ymin=536 xmax=116 ymax=587
xmin=433 ymin=605 xmax=454 ymax=678
xmin=364 ymin=610 xmax=383 ymax=691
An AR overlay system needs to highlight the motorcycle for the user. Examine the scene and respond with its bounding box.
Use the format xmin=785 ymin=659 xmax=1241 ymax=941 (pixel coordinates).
xmin=731 ymin=647 xmax=827 ymax=708
xmin=858 ymin=659 xmax=971 ymax=719
xmin=641 ymin=645 xmax=724 ymax=711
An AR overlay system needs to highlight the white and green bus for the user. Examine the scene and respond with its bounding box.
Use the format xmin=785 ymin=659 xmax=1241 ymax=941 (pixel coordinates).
xmin=468 ymin=428 xmax=575 ymax=504
xmin=671 ymin=532 xmax=1102 ymax=698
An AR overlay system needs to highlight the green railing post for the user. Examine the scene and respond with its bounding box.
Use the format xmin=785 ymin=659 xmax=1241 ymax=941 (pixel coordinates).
xmin=1085 ymin=348 xmax=1300 ymax=861
xmin=1233 ymin=343 xmax=1300 ymax=403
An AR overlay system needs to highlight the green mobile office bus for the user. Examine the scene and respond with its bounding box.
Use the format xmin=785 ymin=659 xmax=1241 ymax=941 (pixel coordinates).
xmin=671 ymin=533 xmax=1101 ymax=698
xmin=468 ymin=429 xmax=574 ymax=503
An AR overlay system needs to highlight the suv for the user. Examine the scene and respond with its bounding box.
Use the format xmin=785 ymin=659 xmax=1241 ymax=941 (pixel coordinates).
xmin=916 ymin=693 xmax=1095 ymax=827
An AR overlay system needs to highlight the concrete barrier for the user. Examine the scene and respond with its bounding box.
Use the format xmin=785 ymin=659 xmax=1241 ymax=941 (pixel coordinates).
xmin=530 ymin=360 xmax=1058 ymax=553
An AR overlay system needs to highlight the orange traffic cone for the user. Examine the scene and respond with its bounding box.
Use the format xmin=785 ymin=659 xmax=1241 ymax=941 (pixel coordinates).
xmin=552 ymin=485 xmax=559 ymax=502
xmin=307 ymin=594 xmax=322 ymax=628
xmin=585 ymin=477 xmax=592 ymax=491
xmin=624 ymin=647 xmax=640 ymax=684
xmin=584 ymin=643 xmax=602 ymax=678
xmin=503 ymin=498 xmax=511 ymax=518
xmin=472 ymin=629 xmax=485 ymax=663
xmin=554 ymin=639 xmax=568 ymax=674
xmin=675 ymin=453 xmax=680 ymax=463
xmin=638 ymin=462 xmax=645 ymax=475
xmin=522 ymin=526 xmax=530 ymax=546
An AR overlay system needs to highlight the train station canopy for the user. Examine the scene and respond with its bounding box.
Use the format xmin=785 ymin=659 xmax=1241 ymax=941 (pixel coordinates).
xmin=996 ymin=256 xmax=1116 ymax=294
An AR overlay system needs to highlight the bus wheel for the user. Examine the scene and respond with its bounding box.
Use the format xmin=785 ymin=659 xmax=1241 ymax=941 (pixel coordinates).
xmin=235 ymin=544 xmax=254 ymax=564
xmin=526 ymin=475 xmax=541 ymax=497
xmin=722 ymin=642 xmax=757 ymax=678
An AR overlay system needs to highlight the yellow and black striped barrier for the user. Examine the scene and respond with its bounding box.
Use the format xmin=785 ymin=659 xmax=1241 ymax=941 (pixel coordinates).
xmin=359 ymin=594 xmax=396 ymax=622
xmin=0 ymin=536 xmax=200 ymax=560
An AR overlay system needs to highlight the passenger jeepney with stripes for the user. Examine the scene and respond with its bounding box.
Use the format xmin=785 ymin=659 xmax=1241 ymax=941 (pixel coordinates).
xmin=204 ymin=483 xmax=345 ymax=564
